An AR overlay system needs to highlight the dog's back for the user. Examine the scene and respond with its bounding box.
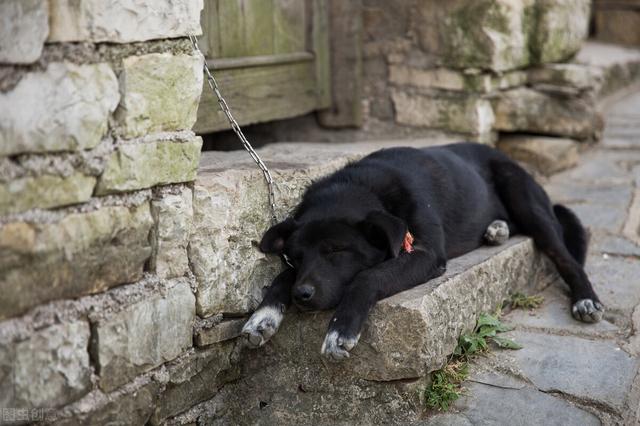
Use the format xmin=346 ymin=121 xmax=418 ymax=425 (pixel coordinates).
xmin=299 ymin=142 xmax=511 ymax=258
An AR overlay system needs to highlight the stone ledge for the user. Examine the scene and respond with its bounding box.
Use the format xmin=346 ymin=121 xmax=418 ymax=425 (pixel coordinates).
xmin=576 ymin=41 xmax=640 ymax=98
xmin=182 ymin=238 xmax=558 ymax=424
xmin=259 ymin=238 xmax=555 ymax=381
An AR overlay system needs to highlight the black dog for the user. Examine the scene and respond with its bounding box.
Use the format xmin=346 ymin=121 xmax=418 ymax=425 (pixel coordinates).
xmin=242 ymin=142 xmax=604 ymax=360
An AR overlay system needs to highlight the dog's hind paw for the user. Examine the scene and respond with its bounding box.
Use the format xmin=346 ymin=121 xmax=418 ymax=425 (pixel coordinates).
xmin=241 ymin=305 xmax=284 ymax=347
xmin=321 ymin=331 xmax=361 ymax=361
xmin=484 ymin=220 xmax=510 ymax=245
xmin=572 ymin=299 xmax=604 ymax=323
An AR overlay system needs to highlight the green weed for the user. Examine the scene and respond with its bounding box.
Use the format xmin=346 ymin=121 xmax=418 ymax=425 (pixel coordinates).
xmin=509 ymin=292 xmax=544 ymax=310
xmin=423 ymin=362 xmax=469 ymax=411
xmin=422 ymin=312 xmax=521 ymax=411
xmin=455 ymin=312 xmax=522 ymax=357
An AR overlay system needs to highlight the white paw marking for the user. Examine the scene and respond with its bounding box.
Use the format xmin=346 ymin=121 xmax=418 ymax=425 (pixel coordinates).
xmin=241 ymin=306 xmax=284 ymax=347
xmin=321 ymin=330 xmax=361 ymax=361
xmin=572 ymin=298 xmax=604 ymax=323
xmin=484 ymin=220 xmax=509 ymax=245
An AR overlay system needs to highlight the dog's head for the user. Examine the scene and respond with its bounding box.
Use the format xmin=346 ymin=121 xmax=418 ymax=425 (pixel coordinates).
xmin=259 ymin=211 xmax=407 ymax=310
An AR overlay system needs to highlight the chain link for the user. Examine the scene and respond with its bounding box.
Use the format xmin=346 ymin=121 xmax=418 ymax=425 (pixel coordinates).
xmin=190 ymin=35 xmax=294 ymax=268
xmin=189 ymin=35 xmax=278 ymax=224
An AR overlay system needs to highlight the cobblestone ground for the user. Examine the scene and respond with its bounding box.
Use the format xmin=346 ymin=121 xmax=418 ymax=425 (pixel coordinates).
xmin=425 ymin=91 xmax=640 ymax=426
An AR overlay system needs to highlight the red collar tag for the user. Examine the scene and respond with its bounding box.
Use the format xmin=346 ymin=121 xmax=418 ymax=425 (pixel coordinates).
xmin=402 ymin=231 xmax=414 ymax=253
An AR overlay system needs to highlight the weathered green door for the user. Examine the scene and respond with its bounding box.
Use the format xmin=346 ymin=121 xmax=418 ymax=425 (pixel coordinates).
xmin=195 ymin=0 xmax=330 ymax=133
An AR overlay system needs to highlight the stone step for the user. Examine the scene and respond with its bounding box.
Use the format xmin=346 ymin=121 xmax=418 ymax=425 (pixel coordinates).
xmin=185 ymin=238 xmax=556 ymax=424
xmin=491 ymin=42 xmax=640 ymax=176
xmin=187 ymin=141 xmax=559 ymax=424
xmin=576 ymin=41 xmax=640 ymax=99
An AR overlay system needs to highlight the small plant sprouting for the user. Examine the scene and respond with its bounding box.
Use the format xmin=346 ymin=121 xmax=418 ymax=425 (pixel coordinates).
xmin=509 ymin=292 xmax=545 ymax=310
xmin=423 ymin=362 xmax=469 ymax=411
xmin=455 ymin=312 xmax=522 ymax=357
xmin=422 ymin=312 xmax=522 ymax=411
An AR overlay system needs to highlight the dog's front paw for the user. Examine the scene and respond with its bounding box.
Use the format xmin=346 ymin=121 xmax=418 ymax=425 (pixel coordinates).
xmin=572 ymin=299 xmax=604 ymax=323
xmin=321 ymin=330 xmax=361 ymax=361
xmin=241 ymin=305 xmax=284 ymax=347
xmin=484 ymin=220 xmax=509 ymax=245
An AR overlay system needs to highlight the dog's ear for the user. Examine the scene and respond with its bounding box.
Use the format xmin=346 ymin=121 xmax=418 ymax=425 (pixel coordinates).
xmin=359 ymin=211 xmax=407 ymax=258
xmin=259 ymin=218 xmax=297 ymax=254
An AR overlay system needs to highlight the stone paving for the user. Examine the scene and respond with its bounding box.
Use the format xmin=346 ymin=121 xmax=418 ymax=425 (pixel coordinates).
xmin=424 ymin=91 xmax=640 ymax=425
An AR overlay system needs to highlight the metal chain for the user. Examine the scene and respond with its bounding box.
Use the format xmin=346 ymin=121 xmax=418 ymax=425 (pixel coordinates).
xmin=189 ymin=35 xmax=278 ymax=224
xmin=189 ymin=35 xmax=294 ymax=268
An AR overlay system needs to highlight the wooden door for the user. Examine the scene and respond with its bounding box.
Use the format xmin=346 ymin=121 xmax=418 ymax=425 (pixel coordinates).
xmin=195 ymin=0 xmax=331 ymax=134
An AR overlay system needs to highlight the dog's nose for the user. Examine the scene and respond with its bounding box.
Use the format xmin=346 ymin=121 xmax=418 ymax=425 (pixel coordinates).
xmin=293 ymin=284 xmax=315 ymax=303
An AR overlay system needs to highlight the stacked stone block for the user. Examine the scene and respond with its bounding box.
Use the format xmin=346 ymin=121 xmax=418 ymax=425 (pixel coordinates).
xmin=0 ymin=1 xmax=214 ymax=424
xmin=361 ymin=0 xmax=604 ymax=172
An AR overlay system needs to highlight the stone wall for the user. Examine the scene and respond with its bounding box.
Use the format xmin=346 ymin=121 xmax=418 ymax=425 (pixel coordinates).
xmin=0 ymin=1 xmax=211 ymax=424
xmin=361 ymin=0 xmax=604 ymax=154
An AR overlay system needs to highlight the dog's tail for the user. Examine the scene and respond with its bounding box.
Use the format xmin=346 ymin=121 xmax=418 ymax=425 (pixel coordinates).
xmin=553 ymin=204 xmax=589 ymax=266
